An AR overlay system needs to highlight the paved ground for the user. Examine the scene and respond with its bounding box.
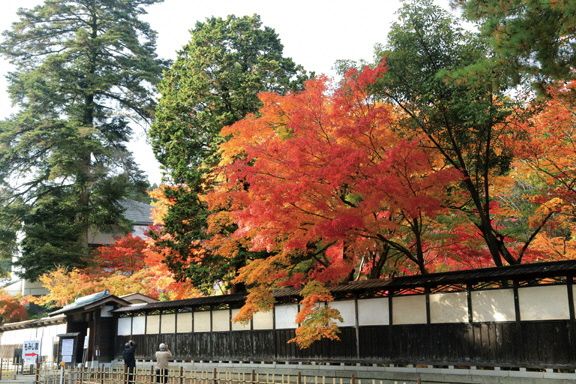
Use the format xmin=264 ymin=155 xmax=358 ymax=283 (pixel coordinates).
xmin=0 ymin=374 xmax=35 ymax=383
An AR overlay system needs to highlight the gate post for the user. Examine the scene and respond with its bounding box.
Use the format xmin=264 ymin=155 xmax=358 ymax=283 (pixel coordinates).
xmin=34 ymin=361 xmax=39 ymax=384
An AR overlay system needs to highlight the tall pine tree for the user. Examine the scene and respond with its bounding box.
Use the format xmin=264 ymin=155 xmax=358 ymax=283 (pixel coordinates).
xmin=0 ymin=0 xmax=163 ymax=280
xmin=149 ymin=15 xmax=308 ymax=293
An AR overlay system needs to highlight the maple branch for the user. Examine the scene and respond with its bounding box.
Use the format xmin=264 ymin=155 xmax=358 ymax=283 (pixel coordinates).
xmin=305 ymin=241 xmax=337 ymax=268
xmin=379 ymin=89 xmax=460 ymax=170
xmin=288 ymin=202 xmax=332 ymax=221
xmin=517 ymin=211 xmax=555 ymax=263
xmin=375 ymin=233 xmax=419 ymax=267
xmin=337 ymin=184 xmax=358 ymax=208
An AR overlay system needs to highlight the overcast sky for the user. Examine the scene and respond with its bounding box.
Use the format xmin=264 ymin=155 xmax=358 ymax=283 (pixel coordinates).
xmin=0 ymin=0 xmax=452 ymax=185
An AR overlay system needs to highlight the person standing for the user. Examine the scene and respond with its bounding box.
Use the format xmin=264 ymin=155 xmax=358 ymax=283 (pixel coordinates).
xmin=122 ymin=340 xmax=136 ymax=384
xmin=155 ymin=343 xmax=172 ymax=384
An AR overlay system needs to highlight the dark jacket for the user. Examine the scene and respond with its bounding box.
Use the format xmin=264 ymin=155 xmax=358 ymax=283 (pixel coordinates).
xmin=122 ymin=344 xmax=136 ymax=368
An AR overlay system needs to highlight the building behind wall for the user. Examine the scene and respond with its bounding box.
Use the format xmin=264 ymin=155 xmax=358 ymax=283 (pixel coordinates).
xmin=1 ymin=199 xmax=153 ymax=297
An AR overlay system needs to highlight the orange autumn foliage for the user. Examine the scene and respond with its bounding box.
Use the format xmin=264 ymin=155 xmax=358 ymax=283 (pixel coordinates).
xmin=507 ymin=81 xmax=576 ymax=260
xmin=206 ymin=62 xmax=461 ymax=346
xmin=32 ymin=233 xmax=199 ymax=308
xmin=95 ymin=233 xmax=146 ymax=275
xmin=0 ymin=292 xmax=28 ymax=324
xmin=514 ymin=81 xmax=576 ymax=205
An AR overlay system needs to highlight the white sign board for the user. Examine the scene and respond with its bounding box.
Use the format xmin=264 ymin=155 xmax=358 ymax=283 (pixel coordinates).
xmin=22 ymin=340 xmax=40 ymax=365
xmin=61 ymin=339 xmax=74 ymax=363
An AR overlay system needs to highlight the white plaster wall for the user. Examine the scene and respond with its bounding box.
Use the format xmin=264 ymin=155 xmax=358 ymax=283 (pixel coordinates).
xmin=392 ymin=295 xmax=427 ymax=324
xmin=176 ymin=312 xmax=193 ymax=333
xmin=328 ymin=300 xmax=356 ymax=327
xmin=22 ymin=280 xmax=48 ymax=296
xmin=472 ymin=289 xmax=515 ymax=322
xmin=160 ymin=313 xmax=176 ymax=334
xmin=132 ymin=316 xmax=145 ymax=335
xmin=117 ymin=317 xmax=132 ymax=336
xmin=212 ymin=310 xmax=230 ymax=332
xmin=2 ymin=280 xmax=23 ymax=297
xmin=146 ymin=315 xmax=160 ymax=334
xmin=1 ymin=328 xmax=36 ymax=345
xmin=358 ymin=298 xmax=389 ymax=326
xmin=519 ymin=285 xmax=569 ymax=320
xmin=231 ymin=309 xmax=251 ymax=331
xmin=275 ymin=304 xmax=298 ymax=329
xmin=193 ymin=311 xmax=211 ymax=332
xmin=40 ymin=323 xmax=66 ymax=361
xmin=430 ymin=292 xmax=468 ymax=323
xmin=253 ymin=310 xmax=273 ymax=330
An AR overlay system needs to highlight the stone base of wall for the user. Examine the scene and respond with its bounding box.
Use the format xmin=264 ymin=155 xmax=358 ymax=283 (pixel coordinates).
xmin=105 ymin=360 xmax=576 ymax=384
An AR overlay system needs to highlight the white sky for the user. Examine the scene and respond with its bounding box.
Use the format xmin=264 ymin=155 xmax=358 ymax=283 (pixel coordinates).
xmin=0 ymin=0 xmax=452 ymax=185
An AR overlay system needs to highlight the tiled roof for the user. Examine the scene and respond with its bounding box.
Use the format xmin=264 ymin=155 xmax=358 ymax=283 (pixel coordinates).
xmin=113 ymin=260 xmax=576 ymax=314
xmin=120 ymin=199 xmax=153 ymax=225
xmin=0 ymin=314 xmax=66 ymax=331
xmin=49 ymin=290 xmax=130 ymax=316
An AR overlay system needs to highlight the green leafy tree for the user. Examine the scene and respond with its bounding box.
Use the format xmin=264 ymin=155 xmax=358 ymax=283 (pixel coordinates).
xmin=454 ymin=0 xmax=576 ymax=86
xmin=150 ymin=14 xmax=308 ymax=182
xmin=0 ymin=0 xmax=163 ymax=280
xmin=375 ymin=0 xmax=536 ymax=267
xmin=149 ymin=14 xmax=308 ymax=293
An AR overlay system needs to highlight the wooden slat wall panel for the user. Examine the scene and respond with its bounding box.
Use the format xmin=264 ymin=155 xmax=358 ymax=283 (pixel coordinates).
xmin=115 ymin=320 xmax=576 ymax=368
xmin=230 ymin=331 xmax=252 ymax=360
xmin=173 ymin=334 xmax=194 ymax=359
xmin=252 ymin=331 xmax=275 ymax=360
xmin=211 ymin=333 xmax=231 ymax=360
xmin=192 ymin=333 xmax=211 ymax=359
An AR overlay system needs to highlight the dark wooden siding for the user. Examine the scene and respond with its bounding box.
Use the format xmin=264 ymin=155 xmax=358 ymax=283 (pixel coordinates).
xmin=229 ymin=331 xmax=252 ymax=360
xmin=116 ymin=320 xmax=576 ymax=368
xmin=95 ymin=317 xmax=116 ymax=362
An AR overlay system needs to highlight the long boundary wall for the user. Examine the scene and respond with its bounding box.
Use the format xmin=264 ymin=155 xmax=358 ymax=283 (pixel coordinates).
xmin=114 ymin=282 xmax=576 ymax=368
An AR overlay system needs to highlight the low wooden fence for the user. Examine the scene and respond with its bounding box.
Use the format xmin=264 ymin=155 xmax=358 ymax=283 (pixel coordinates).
xmin=36 ymin=366 xmax=408 ymax=384
xmin=16 ymin=362 xmax=576 ymax=384
xmin=0 ymin=357 xmax=26 ymax=380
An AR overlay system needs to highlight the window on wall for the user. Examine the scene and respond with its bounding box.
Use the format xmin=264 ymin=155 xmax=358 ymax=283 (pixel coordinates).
xmin=392 ymin=295 xmax=427 ymax=324
xmin=212 ymin=309 xmax=230 ymax=332
xmin=231 ymin=308 xmax=251 ymax=331
xmin=274 ymin=304 xmax=298 ymax=329
xmin=146 ymin=314 xmax=160 ymax=334
xmin=328 ymin=300 xmax=356 ymax=327
xmin=132 ymin=316 xmax=145 ymax=335
xmin=193 ymin=311 xmax=211 ymax=332
xmin=358 ymin=298 xmax=389 ymax=326
xmin=160 ymin=313 xmax=176 ymax=334
xmin=472 ymin=289 xmax=515 ymax=322
xmin=176 ymin=312 xmax=192 ymax=333
xmin=429 ymin=292 xmax=469 ymax=323
xmin=519 ymin=285 xmax=569 ymax=320
xmin=253 ymin=310 xmax=273 ymax=330
xmin=117 ymin=317 xmax=131 ymax=336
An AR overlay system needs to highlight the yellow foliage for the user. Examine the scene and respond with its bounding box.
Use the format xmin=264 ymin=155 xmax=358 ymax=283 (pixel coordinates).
xmin=30 ymin=265 xmax=199 ymax=308
xmin=530 ymin=229 xmax=576 ymax=260
xmin=288 ymin=281 xmax=342 ymax=348
xmin=149 ymin=185 xmax=191 ymax=225
xmin=289 ymin=307 xmax=342 ymax=349
xmin=232 ymin=286 xmax=274 ymax=323
xmin=529 ymin=197 xmax=566 ymax=228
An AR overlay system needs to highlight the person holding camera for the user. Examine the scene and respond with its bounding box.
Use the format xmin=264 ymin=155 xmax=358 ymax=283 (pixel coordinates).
xmin=122 ymin=340 xmax=136 ymax=384
xmin=155 ymin=343 xmax=172 ymax=384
